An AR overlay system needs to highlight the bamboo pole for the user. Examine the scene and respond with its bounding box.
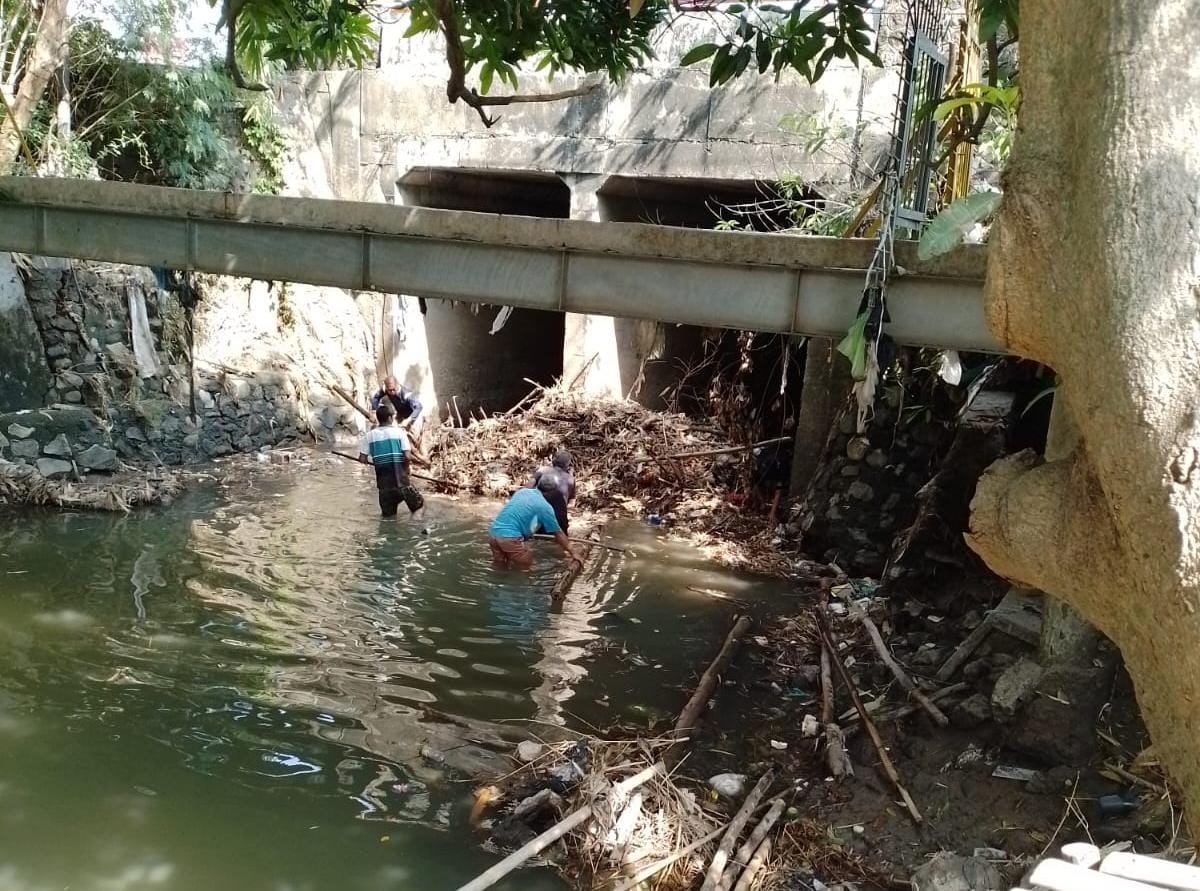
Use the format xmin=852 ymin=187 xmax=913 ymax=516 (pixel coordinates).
xmin=718 ymin=798 xmax=786 ymax=891
xmin=641 ymin=436 xmax=790 ymax=463
xmin=700 ymin=771 xmax=774 ymax=891
xmin=329 ymin=449 xmax=458 ymax=489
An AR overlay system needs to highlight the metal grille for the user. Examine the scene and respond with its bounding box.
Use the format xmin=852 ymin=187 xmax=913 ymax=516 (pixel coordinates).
xmin=892 ymin=0 xmax=948 ymax=232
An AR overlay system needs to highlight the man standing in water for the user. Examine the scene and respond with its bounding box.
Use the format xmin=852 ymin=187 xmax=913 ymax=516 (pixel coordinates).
xmin=489 ymin=477 xmax=584 ymax=571
xmin=530 ymin=448 xmax=575 ymax=533
xmin=370 ymin=376 xmax=423 ymax=434
xmin=358 ymin=401 xmax=427 ymax=520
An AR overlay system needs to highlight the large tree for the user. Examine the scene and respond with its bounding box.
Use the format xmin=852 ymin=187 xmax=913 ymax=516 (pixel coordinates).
xmin=966 ymin=0 xmax=1200 ymax=824
xmin=0 ymin=0 xmax=69 ymax=171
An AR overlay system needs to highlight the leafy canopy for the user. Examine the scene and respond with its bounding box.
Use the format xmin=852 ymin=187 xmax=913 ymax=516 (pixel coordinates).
xmin=215 ymin=0 xmax=882 ymax=104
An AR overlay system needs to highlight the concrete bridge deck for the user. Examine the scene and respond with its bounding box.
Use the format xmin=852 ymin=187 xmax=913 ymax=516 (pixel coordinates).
xmin=0 ymin=177 xmax=998 ymax=352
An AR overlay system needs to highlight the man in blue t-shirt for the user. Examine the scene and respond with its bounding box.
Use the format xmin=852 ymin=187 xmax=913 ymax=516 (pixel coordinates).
xmin=488 ymin=478 xmax=583 ymax=571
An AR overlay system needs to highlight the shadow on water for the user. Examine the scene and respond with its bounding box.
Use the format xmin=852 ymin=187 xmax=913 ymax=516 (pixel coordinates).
xmin=0 ymin=458 xmax=784 ymax=889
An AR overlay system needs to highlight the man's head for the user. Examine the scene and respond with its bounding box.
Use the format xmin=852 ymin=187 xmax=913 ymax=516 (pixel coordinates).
xmin=383 ymin=375 xmax=399 ymax=396
xmin=376 ymin=401 xmax=397 ymax=426
xmin=536 ymin=475 xmax=559 ymax=498
xmin=552 ymin=448 xmax=572 ymax=470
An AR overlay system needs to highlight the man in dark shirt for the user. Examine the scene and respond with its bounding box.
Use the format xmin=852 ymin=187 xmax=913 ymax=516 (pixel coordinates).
xmin=530 ymin=448 xmax=575 ymax=532
xmin=370 ymin=376 xmax=423 ymax=430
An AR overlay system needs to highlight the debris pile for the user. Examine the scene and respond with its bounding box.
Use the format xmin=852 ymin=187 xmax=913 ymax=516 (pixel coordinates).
xmin=0 ymin=457 xmax=181 ymax=511
xmin=430 ymin=384 xmax=790 ymax=572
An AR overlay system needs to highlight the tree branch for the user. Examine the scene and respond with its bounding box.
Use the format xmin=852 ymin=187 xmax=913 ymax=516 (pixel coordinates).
xmin=931 ymin=35 xmax=1000 ymax=171
xmin=0 ymin=0 xmax=68 ymax=172
xmin=223 ymin=0 xmax=268 ymax=92
xmin=433 ymin=0 xmax=597 ymax=127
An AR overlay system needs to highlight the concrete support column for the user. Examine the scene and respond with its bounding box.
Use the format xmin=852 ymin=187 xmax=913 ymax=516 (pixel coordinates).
xmin=789 ymin=338 xmax=851 ymax=498
xmin=561 ymin=173 xmax=656 ymax=398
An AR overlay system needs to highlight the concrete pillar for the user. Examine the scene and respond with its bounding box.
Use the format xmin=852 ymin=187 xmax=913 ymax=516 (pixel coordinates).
xmin=1038 ymin=397 xmax=1101 ymax=666
xmin=560 ymin=173 xmax=657 ymax=398
xmin=789 ymin=338 xmax=851 ymax=497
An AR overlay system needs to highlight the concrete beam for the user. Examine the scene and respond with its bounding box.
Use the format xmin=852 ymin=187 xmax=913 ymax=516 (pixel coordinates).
xmin=0 ymin=177 xmax=999 ymax=351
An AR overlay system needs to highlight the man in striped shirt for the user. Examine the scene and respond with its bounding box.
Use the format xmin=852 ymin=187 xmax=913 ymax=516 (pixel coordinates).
xmin=358 ymin=401 xmax=427 ymax=519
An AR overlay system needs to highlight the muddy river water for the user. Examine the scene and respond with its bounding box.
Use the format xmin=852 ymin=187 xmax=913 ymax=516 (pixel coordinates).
xmin=0 ymin=458 xmax=779 ymax=890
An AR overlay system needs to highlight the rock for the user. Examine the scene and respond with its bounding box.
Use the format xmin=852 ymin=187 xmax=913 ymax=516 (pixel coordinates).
xmin=963 ymin=659 xmax=991 ymax=681
xmin=847 ymin=480 xmax=875 ymax=502
xmin=57 ymin=371 xmax=84 ymax=389
xmin=45 ymin=344 xmax=69 ymax=359
xmin=124 ymin=426 xmax=147 ymax=443
xmin=104 ymin=343 xmax=137 ymax=376
xmin=846 ymin=436 xmax=871 ymax=461
xmin=10 ymin=438 xmax=39 ymax=459
xmin=7 ymin=423 xmax=33 ymax=439
xmin=801 ymin=714 xmax=819 ymax=737
xmin=223 ymin=376 xmax=252 ymax=400
xmin=235 ymin=435 xmax=253 ymax=452
xmin=36 ymin=457 xmax=74 ymax=479
xmin=911 ymin=853 xmax=1004 ymax=891
xmin=708 ymin=773 xmax=747 ymax=798
xmin=1005 ymin=665 xmax=1112 ymax=766
xmin=43 ymin=434 xmax=72 ymax=457
xmin=76 ymin=444 xmax=118 ymax=472
xmin=0 ymin=431 xmax=6 ymax=451
xmin=515 ymin=741 xmax=543 ymax=763
xmin=52 ymin=357 xmax=73 ymax=372
xmin=866 ymin=449 xmax=888 ymax=468
xmin=63 ymin=390 xmax=83 ymax=404
xmin=990 ymin=658 xmax=1044 ymax=720
xmin=952 ymin=694 xmax=992 ymax=729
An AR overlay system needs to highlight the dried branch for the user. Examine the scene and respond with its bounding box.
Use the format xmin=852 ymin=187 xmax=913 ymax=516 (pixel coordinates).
xmin=433 ymin=0 xmax=598 ymax=127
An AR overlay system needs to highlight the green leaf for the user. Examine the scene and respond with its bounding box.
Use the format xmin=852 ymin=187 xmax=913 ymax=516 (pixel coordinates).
xmin=710 ymin=43 xmax=734 ymax=86
xmin=933 ymin=95 xmax=981 ymax=121
xmin=917 ymin=192 xmax=1002 ymax=261
xmin=679 ymin=42 xmax=719 ymax=66
xmin=755 ymin=33 xmax=772 ymax=73
xmin=479 ymin=63 xmax=494 ymax=95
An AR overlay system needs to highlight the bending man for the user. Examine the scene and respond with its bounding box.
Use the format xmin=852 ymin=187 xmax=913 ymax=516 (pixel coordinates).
xmin=489 ymin=477 xmax=583 ymax=571
xmin=370 ymin=376 xmax=423 ymax=432
xmin=530 ymin=448 xmax=575 ymax=533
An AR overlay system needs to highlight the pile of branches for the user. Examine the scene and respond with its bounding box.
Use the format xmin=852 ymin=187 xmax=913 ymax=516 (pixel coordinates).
xmin=0 ymin=459 xmax=181 ymax=512
xmin=429 ymin=385 xmax=785 ymax=569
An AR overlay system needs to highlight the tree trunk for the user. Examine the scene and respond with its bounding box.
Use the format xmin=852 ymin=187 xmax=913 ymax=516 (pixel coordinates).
xmin=0 ymin=0 xmax=69 ymax=172
xmin=966 ymin=0 xmax=1200 ymax=829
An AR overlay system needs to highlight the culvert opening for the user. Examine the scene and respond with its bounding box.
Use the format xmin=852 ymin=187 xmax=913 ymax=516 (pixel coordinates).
xmin=399 ymin=168 xmax=569 ymax=420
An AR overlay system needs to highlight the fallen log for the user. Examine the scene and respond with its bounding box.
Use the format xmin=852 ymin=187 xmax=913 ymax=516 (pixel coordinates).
xmin=532 ymin=533 xmax=628 ymax=554
xmin=814 ymin=609 xmax=922 ymax=824
xmin=700 ymin=771 xmax=774 ymax=891
xmin=667 ymin=615 xmax=753 ymax=763
xmin=854 ymin=610 xmax=949 ymax=726
xmin=935 ymin=615 xmax=994 ymax=682
xmin=454 ymin=762 xmax=664 ymax=891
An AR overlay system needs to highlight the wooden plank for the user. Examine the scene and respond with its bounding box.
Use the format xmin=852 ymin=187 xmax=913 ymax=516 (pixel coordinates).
xmin=1100 ymin=852 xmax=1200 ymax=891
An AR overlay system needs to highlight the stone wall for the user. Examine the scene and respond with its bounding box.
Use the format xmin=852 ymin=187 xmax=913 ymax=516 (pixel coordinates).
xmin=796 ymin=391 xmax=952 ymax=575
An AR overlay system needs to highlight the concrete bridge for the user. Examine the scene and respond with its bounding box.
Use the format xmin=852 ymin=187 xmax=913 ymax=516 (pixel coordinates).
xmin=0 ymin=177 xmax=997 ymax=353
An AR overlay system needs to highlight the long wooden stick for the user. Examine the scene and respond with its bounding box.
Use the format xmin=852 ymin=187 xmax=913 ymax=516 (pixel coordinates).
xmin=820 ymin=641 xmax=854 ymax=778
xmin=718 ymin=798 xmax=786 ymax=891
xmin=700 ymin=771 xmax=774 ymax=891
xmin=454 ymin=762 xmax=664 ymax=891
xmin=814 ymin=610 xmax=922 ymax=823
xmin=668 ymin=615 xmax=753 ymax=760
xmin=532 ymin=533 xmax=628 ymax=553
xmin=551 ymin=524 xmax=604 ymax=602
xmin=854 ymin=610 xmax=949 ymax=727
xmin=643 ymin=436 xmax=790 ymax=463
xmin=844 ymin=682 xmax=970 ymax=730
xmin=328 ymin=383 xmax=373 ymax=420
xmin=330 ymin=449 xmax=458 ymax=489
xmin=935 ymin=615 xmax=993 ymax=682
